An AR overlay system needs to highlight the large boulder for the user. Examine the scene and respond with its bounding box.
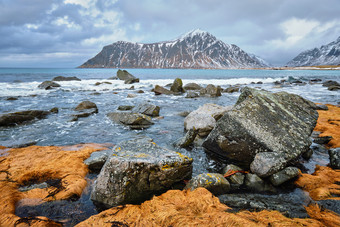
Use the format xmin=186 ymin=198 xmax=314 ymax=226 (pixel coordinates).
xmin=75 ymin=101 xmax=98 ymax=111
xmin=184 ymin=83 xmax=202 ymax=90
xmin=0 ymin=110 xmax=50 ymax=126
xmin=170 ymin=78 xmax=184 ymax=93
xmin=132 ymin=102 xmax=160 ymax=117
xmin=52 ymin=76 xmax=81 ymax=81
xmin=116 ymin=69 xmax=139 ymax=84
xmin=38 ymin=81 xmax=61 ymax=90
xmin=91 ymin=137 xmax=193 ymax=208
xmin=200 ymin=84 xmax=222 ymax=97
xmin=184 ymin=104 xmax=231 ymax=137
xmin=154 ymin=85 xmax=174 ymax=95
xmin=107 ymin=112 xmax=154 ymax=129
xmin=184 ymin=173 xmax=230 ymax=196
xmin=203 ymin=87 xmax=318 ymax=177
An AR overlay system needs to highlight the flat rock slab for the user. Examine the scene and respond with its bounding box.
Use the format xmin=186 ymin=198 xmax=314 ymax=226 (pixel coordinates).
xmin=203 ymin=87 xmax=318 ymax=177
xmin=0 ymin=110 xmax=50 ymax=126
xmin=107 ymin=112 xmax=154 ymax=129
xmin=91 ymin=137 xmax=193 ymax=208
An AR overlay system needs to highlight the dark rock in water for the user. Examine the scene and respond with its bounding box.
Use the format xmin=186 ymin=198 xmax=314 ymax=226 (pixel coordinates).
xmin=94 ymin=81 xmax=112 ymax=86
xmin=52 ymin=76 xmax=81 ymax=81
xmin=244 ymin=173 xmax=275 ymax=193
xmin=116 ymin=69 xmax=139 ymax=84
xmin=117 ymin=105 xmax=135 ymax=111
xmin=72 ymin=109 xmax=98 ymax=121
xmin=200 ymin=84 xmax=222 ymax=97
xmin=313 ymin=136 xmax=332 ymax=145
xmin=184 ymin=103 xmax=231 ymax=137
xmin=154 ymin=85 xmax=174 ymax=95
xmin=222 ymin=164 xmax=245 ymax=189
xmin=302 ymin=149 xmax=313 ymax=160
xmin=184 ymin=173 xmax=230 ymax=196
xmin=91 ymin=137 xmax=193 ymax=208
xmin=0 ymin=110 xmax=50 ymax=126
xmin=223 ymin=86 xmax=240 ymax=93
xmin=310 ymin=78 xmax=322 ymax=83
xmin=136 ymin=90 xmax=144 ymax=93
xmin=132 ymin=102 xmax=160 ymax=117
xmin=269 ymin=167 xmax=300 ymax=186
xmin=50 ymin=107 xmax=59 ymax=113
xmin=175 ymin=128 xmax=199 ymax=148
xmin=75 ymin=101 xmax=98 ymax=111
xmin=178 ymin=111 xmax=191 ymax=117
xmin=317 ymin=200 xmax=340 ymax=215
xmin=38 ymin=81 xmax=61 ymax=90
xmin=328 ymin=85 xmax=340 ymax=91
xmin=322 ymin=80 xmax=340 ymax=87
xmin=203 ymin=87 xmax=318 ymax=177
xmin=316 ymin=104 xmax=329 ymax=110
xmin=218 ymin=188 xmax=312 ymax=218
xmin=107 ymin=112 xmax=154 ymax=129
xmin=184 ymin=83 xmax=202 ymax=90
xmin=4 ymin=140 xmax=38 ymax=148
xmin=186 ymin=91 xmax=199 ymax=98
xmin=84 ymin=150 xmax=111 ymax=172
xmin=329 ymin=148 xmax=340 ymax=169
xmin=6 ymin=97 xmax=18 ymax=101
xmin=170 ymin=78 xmax=184 ymax=93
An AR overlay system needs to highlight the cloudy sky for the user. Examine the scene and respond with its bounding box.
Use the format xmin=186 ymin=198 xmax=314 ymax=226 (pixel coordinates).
xmin=1 ymin=0 xmax=339 ymax=67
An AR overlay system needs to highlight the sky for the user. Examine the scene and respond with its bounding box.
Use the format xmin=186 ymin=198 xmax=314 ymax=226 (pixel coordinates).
xmin=0 ymin=0 xmax=340 ymax=68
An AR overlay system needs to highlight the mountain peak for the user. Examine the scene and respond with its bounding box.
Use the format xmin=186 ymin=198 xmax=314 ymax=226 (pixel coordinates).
xmin=178 ymin=29 xmax=212 ymax=40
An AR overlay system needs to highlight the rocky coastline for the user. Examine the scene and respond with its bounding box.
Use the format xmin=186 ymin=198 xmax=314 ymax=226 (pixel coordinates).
xmin=0 ymin=70 xmax=340 ymax=226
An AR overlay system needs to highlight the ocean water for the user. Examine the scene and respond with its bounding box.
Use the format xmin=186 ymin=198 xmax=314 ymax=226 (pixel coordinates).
xmin=0 ymin=68 xmax=339 ymax=175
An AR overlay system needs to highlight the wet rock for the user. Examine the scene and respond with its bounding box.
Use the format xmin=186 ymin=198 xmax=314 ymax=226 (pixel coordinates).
xmin=50 ymin=107 xmax=59 ymax=113
xmin=75 ymin=101 xmax=98 ymax=111
xmin=175 ymin=128 xmax=199 ymax=148
xmin=310 ymin=78 xmax=322 ymax=83
xmin=244 ymin=173 xmax=274 ymax=192
xmin=116 ymin=69 xmax=139 ymax=84
xmin=329 ymin=148 xmax=340 ymax=169
xmin=302 ymin=149 xmax=313 ymax=160
xmin=127 ymin=93 xmax=137 ymax=98
xmin=186 ymin=91 xmax=199 ymax=98
xmin=84 ymin=150 xmax=111 ymax=172
xmin=91 ymin=137 xmax=193 ymax=208
xmin=154 ymin=85 xmax=174 ymax=95
xmin=313 ymin=136 xmax=332 ymax=145
xmin=117 ymin=105 xmax=134 ymax=111
xmin=129 ymin=86 xmax=135 ymax=90
xmin=218 ymin=188 xmax=311 ymax=218
xmin=317 ymin=200 xmax=340 ymax=215
xmin=107 ymin=112 xmax=154 ymax=129
xmin=328 ymin=85 xmax=340 ymax=91
xmin=3 ymin=140 xmax=38 ymax=148
xmin=200 ymin=84 xmax=222 ymax=97
xmin=222 ymin=164 xmax=245 ymax=189
xmin=6 ymin=97 xmax=18 ymax=101
xmin=322 ymin=80 xmax=340 ymax=87
xmin=0 ymin=110 xmax=50 ymax=126
xmin=269 ymin=167 xmax=300 ymax=186
xmin=132 ymin=102 xmax=160 ymax=117
xmin=183 ymin=83 xmax=202 ymax=90
xmin=223 ymin=86 xmax=239 ymax=93
xmin=94 ymin=81 xmax=112 ymax=86
xmin=19 ymin=182 xmax=48 ymax=192
xmin=184 ymin=173 xmax=230 ymax=196
xmin=72 ymin=109 xmax=98 ymax=121
xmin=38 ymin=81 xmax=61 ymax=90
xmin=316 ymin=104 xmax=329 ymax=110
xmin=136 ymin=90 xmax=144 ymax=93
xmin=184 ymin=103 xmax=231 ymax=137
xmin=52 ymin=76 xmax=81 ymax=81
xmin=178 ymin=111 xmax=191 ymax=117
xmin=203 ymin=87 xmax=318 ymax=177
xmin=170 ymin=78 xmax=184 ymax=93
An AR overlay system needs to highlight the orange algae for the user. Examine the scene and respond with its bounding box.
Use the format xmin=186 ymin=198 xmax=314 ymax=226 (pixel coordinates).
xmin=314 ymin=104 xmax=340 ymax=148
xmin=76 ymin=187 xmax=331 ymax=227
xmin=0 ymin=144 xmax=107 ymax=226
xmin=295 ymin=165 xmax=340 ymax=201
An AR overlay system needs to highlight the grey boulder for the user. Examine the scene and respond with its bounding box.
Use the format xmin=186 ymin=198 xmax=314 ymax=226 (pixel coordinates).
xmin=132 ymin=102 xmax=160 ymax=117
xmin=170 ymin=78 xmax=184 ymax=93
xmin=269 ymin=167 xmax=300 ymax=186
xmin=203 ymin=87 xmax=318 ymax=177
xmin=184 ymin=173 xmax=230 ymax=196
xmin=91 ymin=137 xmax=193 ymax=208
xmin=107 ymin=112 xmax=154 ymax=129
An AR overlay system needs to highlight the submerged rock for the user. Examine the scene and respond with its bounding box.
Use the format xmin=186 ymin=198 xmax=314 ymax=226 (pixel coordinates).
xmin=52 ymin=76 xmax=81 ymax=81
xmin=91 ymin=137 xmax=193 ymax=208
xmin=184 ymin=173 xmax=230 ymax=196
xmin=0 ymin=110 xmax=50 ymax=126
xmin=184 ymin=103 xmax=231 ymax=137
xmin=116 ymin=69 xmax=139 ymax=84
xmin=203 ymin=87 xmax=318 ymax=177
xmin=38 ymin=81 xmax=61 ymax=90
xmin=107 ymin=112 xmax=154 ymax=129
xmin=132 ymin=102 xmax=160 ymax=117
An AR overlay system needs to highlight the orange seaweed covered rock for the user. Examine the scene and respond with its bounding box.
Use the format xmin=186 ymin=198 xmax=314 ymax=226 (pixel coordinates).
xmin=295 ymin=165 xmax=340 ymax=200
xmin=0 ymin=144 xmax=107 ymax=226
xmin=314 ymin=104 xmax=340 ymax=148
xmin=77 ymin=187 xmax=328 ymax=227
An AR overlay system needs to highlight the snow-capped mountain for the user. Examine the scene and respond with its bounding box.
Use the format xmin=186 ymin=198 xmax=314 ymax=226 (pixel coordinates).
xmin=287 ymin=36 xmax=340 ymax=66
xmin=248 ymin=54 xmax=271 ymax=67
xmin=79 ymin=29 xmax=268 ymax=69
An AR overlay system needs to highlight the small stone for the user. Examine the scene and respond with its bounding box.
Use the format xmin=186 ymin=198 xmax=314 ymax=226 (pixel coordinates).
xmin=136 ymin=90 xmax=144 ymax=93
xmin=75 ymin=101 xmax=98 ymax=112
xmin=222 ymin=164 xmax=245 ymax=189
xmin=50 ymin=107 xmax=59 ymax=113
xmin=84 ymin=150 xmax=111 ymax=172
xmin=223 ymin=86 xmax=239 ymax=93
xmin=178 ymin=111 xmax=191 ymax=117
xmin=313 ymin=136 xmax=333 ymax=145
xmin=186 ymin=91 xmax=199 ymax=98
xmin=127 ymin=93 xmax=137 ymax=98
xmin=6 ymin=97 xmax=18 ymax=101
xmin=184 ymin=173 xmax=230 ymax=196
xmin=269 ymin=167 xmax=300 ymax=186
xmin=117 ymin=105 xmax=135 ymax=111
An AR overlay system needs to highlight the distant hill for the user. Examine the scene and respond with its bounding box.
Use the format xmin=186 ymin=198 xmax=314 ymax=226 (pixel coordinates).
xmin=79 ymin=29 xmax=268 ymax=69
xmin=287 ymin=36 xmax=340 ymax=66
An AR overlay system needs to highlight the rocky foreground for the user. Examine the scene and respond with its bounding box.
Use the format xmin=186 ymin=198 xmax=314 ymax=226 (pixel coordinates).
xmin=0 ymin=72 xmax=340 ymax=226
